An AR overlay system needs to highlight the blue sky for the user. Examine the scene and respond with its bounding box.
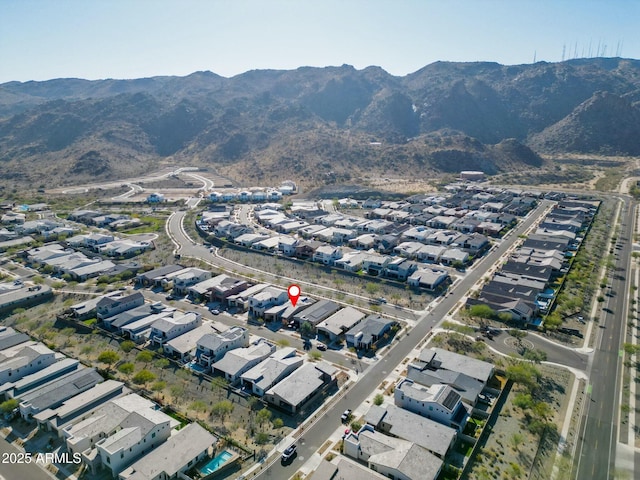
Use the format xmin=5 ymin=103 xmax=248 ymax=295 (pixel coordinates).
xmin=1 ymin=0 xmax=639 ymax=83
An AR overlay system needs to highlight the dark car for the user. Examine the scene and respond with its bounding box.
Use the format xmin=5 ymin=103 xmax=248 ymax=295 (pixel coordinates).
xmin=281 ymin=444 xmax=297 ymax=463
xmin=341 ymin=409 xmax=352 ymax=423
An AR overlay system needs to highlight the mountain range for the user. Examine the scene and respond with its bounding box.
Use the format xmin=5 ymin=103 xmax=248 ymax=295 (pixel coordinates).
xmin=1 ymin=57 xmax=640 ymax=190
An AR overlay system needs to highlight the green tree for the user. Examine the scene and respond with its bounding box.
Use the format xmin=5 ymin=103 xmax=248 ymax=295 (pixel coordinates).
xmin=211 ymin=400 xmax=234 ymax=420
xmin=117 ymin=362 xmax=135 ymax=376
xmin=508 ymin=329 xmax=528 ymax=353
xmin=272 ymin=418 xmax=284 ymax=429
xmin=136 ymin=350 xmax=154 ymax=364
xmin=132 ymin=369 xmax=156 ymax=387
xmin=0 ymin=398 xmax=19 ymax=413
xmin=254 ymin=432 xmax=269 ymax=445
xmin=190 ymin=400 xmax=208 ymax=413
xmin=154 ymin=358 xmax=170 ymax=370
xmin=120 ymin=340 xmax=135 ymax=353
xmin=151 ymin=381 xmax=166 ymax=392
xmin=300 ymin=321 xmax=314 ymax=339
xmin=365 ymin=282 xmax=379 ymax=295
xmin=350 ymin=421 xmax=362 ymax=432
xmin=97 ymin=350 xmax=120 ymax=371
xmin=373 ymin=393 xmax=384 ymax=406
xmin=506 ymin=363 xmax=541 ymax=391
xmin=256 ymin=408 xmax=272 ymax=429
xmin=523 ymin=349 xmax=547 ymax=363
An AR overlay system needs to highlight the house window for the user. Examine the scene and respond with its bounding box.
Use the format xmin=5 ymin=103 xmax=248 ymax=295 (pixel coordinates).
xmin=107 ymin=458 xmax=110 ymax=464
xmin=152 ymin=432 xmax=156 ymax=438
xmin=429 ymin=406 xmax=433 ymax=411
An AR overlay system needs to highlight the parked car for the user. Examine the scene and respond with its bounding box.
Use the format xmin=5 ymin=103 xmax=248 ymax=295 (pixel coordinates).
xmin=341 ymin=409 xmax=352 ymax=423
xmin=210 ymin=309 xmax=220 ymax=315
xmin=316 ymin=343 xmax=327 ymax=351
xmin=281 ymin=444 xmax=297 ymax=463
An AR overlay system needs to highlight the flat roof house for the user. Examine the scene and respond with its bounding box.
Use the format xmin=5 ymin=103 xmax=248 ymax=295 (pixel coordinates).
xmin=34 ymin=380 xmax=127 ymax=434
xmin=0 ymin=343 xmax=56 ymax=384
xmin=172 ymin=268 xmax=212 ymax=295
xmin=394 ymin=380 xmax=469 ymax=432
xmin=118 ymin=422 xmax=216 ymax=480
xmin=417 ymin=348 xmax=494 ymax=384
xmin=0 ymin=326 xmax=30 ymax=351
xmin=365 ymin=403 xmax=456 ymax=459
xmin=97 ymin=292 xmax=145 ymax=322
xmin=316 ymin=307 xmax=366 ymax=342
xmin=247 ymin=286 xmax=288 ymax=318
xmin=293 ymin=299 xmax=340 ymax=328
xmin=18 ymin=368 xmax=104 ymax=420
xmin=163 ymin=323 xmax=218 ymax=361
xmin=195 ymin=326 xmax=250 ymax=369
xmin=212 ymin=339 xmax=276 ymax=382
xmin=135 ymin=265 xmax=184 ymax=287
xmin=149 ymin=311 xmax=202 ymax=346
xmin=240 ymin=347 xmax=303 ymax=397
xmin=343 ymin=425 xmax=442 ymax=480
xmin=345 ymin=315 xmax=396 ymax=350
xmin=264 ymin=361 xmax=336 ymax=413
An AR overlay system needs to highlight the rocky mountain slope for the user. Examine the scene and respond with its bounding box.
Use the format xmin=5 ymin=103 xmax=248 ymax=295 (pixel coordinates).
xmin=1 ymin=58 xmax=639 ymax=189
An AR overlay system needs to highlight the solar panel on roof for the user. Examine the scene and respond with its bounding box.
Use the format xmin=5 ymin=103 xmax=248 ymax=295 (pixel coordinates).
xmin=442 ymin=390 xmax=460 ymax=411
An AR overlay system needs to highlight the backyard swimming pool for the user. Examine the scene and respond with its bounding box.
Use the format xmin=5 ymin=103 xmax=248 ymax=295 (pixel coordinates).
xmin=199 ymin=450 xmax=233 ymax=475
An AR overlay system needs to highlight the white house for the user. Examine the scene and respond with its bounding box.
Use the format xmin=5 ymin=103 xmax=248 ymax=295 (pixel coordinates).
xmin=149 ymin=311 xmax=202 ymax=346
xmin=312 ymin=245 xmax=343 ymax=265
xmin=394 ymin=379 xmax=469 ymax=431
xmin=195 ymin=326 xmax=250 ymax=369
xmin=248 ymin=286 xmax=288 ymax=318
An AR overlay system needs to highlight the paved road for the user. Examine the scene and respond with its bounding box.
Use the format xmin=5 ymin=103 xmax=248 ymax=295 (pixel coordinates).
xmin=576 ymin=197 xmax=635 ymax=480
xmin=0 ymin=437 xmax=53 ymax=480
xmin=253 ymin=200 xmax=553 ymax=479
xmin=487 ymin=329 xmax=588 ymax=371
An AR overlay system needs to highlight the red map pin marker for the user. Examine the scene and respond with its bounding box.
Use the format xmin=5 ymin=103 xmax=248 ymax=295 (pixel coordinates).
xmin=288 ymin=284 xmax=301 ymax=307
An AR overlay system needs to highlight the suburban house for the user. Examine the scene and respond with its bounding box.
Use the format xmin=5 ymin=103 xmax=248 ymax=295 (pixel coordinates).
xmin=96 ymin=292 xmax=145 ymax=322
xmin=394 ymin=379 xmax=470 ymax=431
xmin=0 ymin=284 xmax=54 ymax=315
xmin=407 ymin=268 xmax=450 ymax=290
xmin=163 ymin=323 xmax=218 ymax=361
xmin=414 ymin=348 xmax=495 ymax=385
xmin=365 ymin=403 xmax=457 ymax=459
xmin=106 ymin=303 xmax=174 ymax=335
xmin=212 ymin=339 xmax=276 ymax=382
xmin=149 ymin=311 xmax=202 ymax=346
xmin=247 ymin=286 xmax=288 ymax=318
xmin=345 ymin=315 xmax=396 ymax=350
xmin=195 ymin=326 xmax=250 ymax=369
xmin=312 ymin=457 xmax=389 ymax=480
xmin=316 ymin=307 xmax=366 ymax=342
xmin=18 ymin=368 xmax=104 ymax=420
xmin=134 ymin=265 xmax=185 ymax=288
xmin=312 ymin=245 xmax=343 ymax=265
xmin=0 ymin=326 xmax=29 ymax=351
xmin=63 ymin=394 xmax=177 ymax=474
xmin=34 ymin=380 xmax=127 ymax=434
xmin=118 ymin=422 xmax=216 ymax=480
xmin=226 ymin=283 xmax=270 ymax=311
xmin=240 ymin=347 xmax=303 ymax=396
xmin=0 ymin=343 xmax=56 ymax=384
xmin=264 ymin=361 xmax=336 ymax=413
xmin=293 ymin=299 xmax=341 ymax=328
xmin=172 ymin=268 xmax=212 ymax=295
xmin=342 ymin=425 xmax=442 ymax=480
xmin=93 ymin=408 xmax=173 ymax=476
xmin=0 ymin=358 xmax=81 ymax=400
